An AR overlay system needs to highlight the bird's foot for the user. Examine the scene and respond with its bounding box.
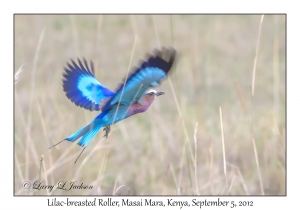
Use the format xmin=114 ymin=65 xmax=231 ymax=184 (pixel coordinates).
xmin=103 ymin=125 xmax=111 ymax=138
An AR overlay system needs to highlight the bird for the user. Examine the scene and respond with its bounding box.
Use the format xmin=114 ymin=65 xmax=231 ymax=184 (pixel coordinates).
xmin=49 ymin=47 xmax=177 ymax=163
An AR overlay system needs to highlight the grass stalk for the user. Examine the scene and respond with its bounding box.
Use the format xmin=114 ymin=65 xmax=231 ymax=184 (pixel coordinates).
xmin=42 ymin=155 xmax=50 ymax=195
xmin=251 ymin=15 xmax=264 ymax=96
xmin=38 ymin=155 xmax=43 ymax=195
xmin=251 ymin=14 xmax=265 ymax=195
xmin=194 ymin=122 xmax=199 ymax=195
xmin=14 ymin=65 xmax=24 ymax=84
xmin=219 ymin=106 xmax=228 ymax=195
xmin=112 ymin=35 xmax=137 ymax=125
xmin=170 ymin=163 xmax=180 ymax=195
xmin=25 ymin=27 xmax=45 ymax=182
xmin=209 ymin=144 xmax=214 ymax=194
xmin=252 ymin=138 xmax=264 ymax=195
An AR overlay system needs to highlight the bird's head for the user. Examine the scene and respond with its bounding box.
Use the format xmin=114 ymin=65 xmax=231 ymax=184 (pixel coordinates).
xmin=138 ymin=89 xmax=164 ymax=105
xmin=144 ymin=89 xmax=165 ymax=97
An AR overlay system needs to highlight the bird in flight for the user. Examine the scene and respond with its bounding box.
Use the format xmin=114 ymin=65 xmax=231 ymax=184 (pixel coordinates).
xmin=49 ymin=47 xmax=177 ymax=163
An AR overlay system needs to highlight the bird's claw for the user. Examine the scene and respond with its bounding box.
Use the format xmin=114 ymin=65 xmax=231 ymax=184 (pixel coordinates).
xmin=103 ymin=125 xmax=111 ymax=138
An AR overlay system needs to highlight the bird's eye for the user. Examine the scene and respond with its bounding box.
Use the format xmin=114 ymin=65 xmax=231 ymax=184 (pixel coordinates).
xmin=149 ymin=92 xmax=154 ymax=95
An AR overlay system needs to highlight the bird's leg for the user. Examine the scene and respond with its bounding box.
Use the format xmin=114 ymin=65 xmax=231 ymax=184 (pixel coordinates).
xmin=103 ymin=125 xmax=111 ymax=138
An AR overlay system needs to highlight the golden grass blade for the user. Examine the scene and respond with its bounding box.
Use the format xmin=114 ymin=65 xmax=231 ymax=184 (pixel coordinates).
xmin=219 ymin=106 xmax=228 ymax=195
xmin=251 ymin=14 xmax=265 ymax=195
xmin=41 ymin=155 xmax=50 ymax=195
xmin=252 ymin=138 xmax=265 ymax=195
xmin=112 ymin=35 xmax=137 ymax=125
xmin=14 ymin=65 xmax=24 ymax=84
xmin=209 ymin=144 xmax=214 ymax=195
xmin=194 ymin=122 xmax=199 ymax=195
xmin=170 ymin=163 xmax=180 ymax=195
xmin=226 ymin=162 xmax=249 ymax=195
xmin=251 ymin=15 xmax=264 ymax=96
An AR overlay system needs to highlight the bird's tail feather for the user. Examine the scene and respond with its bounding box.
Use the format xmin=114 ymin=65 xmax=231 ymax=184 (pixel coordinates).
xmin=77 ymin=123 xmax=102 ymax=147
xmin=64 ymin=124 xmax=91 ymax=142
xmin=65 ymin=120 xmax=103 ymax=147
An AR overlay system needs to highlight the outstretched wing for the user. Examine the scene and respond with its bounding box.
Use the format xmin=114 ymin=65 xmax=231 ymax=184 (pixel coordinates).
xmin=63 ymin=58 xmax=115 ymax=111
xmin=101 ymin=47 xmax=176 ymax=112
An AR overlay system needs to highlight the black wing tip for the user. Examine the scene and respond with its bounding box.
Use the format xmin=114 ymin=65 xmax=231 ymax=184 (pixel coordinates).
xmin=147 ymin=46 xmax=177 ymax=74
xmin=124 ymin=47 xmax=177 ymax=83
xmin=64 ymin=58 xmax=95 ymax=76
xmin=162 ymin=46 xmax=177 ymax=70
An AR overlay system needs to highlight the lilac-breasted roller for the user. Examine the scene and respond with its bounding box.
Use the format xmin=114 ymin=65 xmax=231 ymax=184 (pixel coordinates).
xmin=49 ymin=47 xmax=176 ymax=163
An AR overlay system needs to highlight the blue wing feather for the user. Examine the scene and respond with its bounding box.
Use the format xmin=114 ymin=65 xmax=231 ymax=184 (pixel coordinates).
xmin=101 ymin=47 xmax=176 ymax=111
xmin=63 ymin=58 xmax=115 ymax=111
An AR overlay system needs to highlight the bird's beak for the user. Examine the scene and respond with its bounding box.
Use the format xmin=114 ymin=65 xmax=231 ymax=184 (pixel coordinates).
xmin=156 ymin=91 xmax=165 ymax=96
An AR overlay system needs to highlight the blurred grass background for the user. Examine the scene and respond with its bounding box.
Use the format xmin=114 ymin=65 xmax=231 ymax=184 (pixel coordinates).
xmin=14 ymin=15 xmax=285 ymax=195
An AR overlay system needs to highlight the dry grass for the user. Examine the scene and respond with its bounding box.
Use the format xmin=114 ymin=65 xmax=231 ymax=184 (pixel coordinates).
xmin=14 ymin=14 xmax=286 ymax=195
